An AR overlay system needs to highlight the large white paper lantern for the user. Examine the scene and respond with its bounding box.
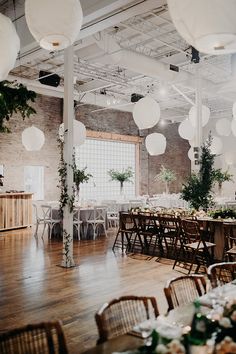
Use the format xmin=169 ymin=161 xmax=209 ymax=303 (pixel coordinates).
xmin=25 ymin=0 xmax=83 ymax=51
xmin=133 ymin=97 xmax=160 ymax=130
xmin=168 ymin=0 xmax=236 ymax=55
xmin=188 ymin=147 xmax=194 ymax=161
xmin=0 ymin=13 xmax=20 ymax=81
xmin=210 ymin=136 xmax=223 ymax=155
xmin=59 ymin=120 xmax=86 ymax=146
xmin=231 ymin=119 xmax=236 ymax=136
xmin=178 ymin=119 xmax=195 ymax=140
xmin=189 ymin=105 xmax=210 ymax=128
xmin=145 ymin=133 xmax=166 ymax=156
xmin=22 ymin=126 xmax=45 ymax=151
xmin=216 ymin=118 xmax=231 ymax=137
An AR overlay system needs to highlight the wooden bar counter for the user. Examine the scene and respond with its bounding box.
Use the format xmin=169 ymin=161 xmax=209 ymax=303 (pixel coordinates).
xmin=0 ymin=192 xmax=33 ymax=231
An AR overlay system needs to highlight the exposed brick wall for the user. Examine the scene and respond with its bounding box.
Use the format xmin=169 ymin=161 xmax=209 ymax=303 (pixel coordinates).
xmin=0 ymin=95 xmax=190 ymax=200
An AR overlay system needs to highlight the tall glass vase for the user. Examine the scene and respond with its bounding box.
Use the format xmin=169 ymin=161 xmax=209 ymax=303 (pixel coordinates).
xmin=120 ymin=181 xmax=124 ymax=198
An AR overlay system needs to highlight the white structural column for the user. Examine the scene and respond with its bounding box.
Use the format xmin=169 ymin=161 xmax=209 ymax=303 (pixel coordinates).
xmin=193 ymin=69 xmax=202 ymax=171
xmin=61 ymin=45 xmax=75 ymax=268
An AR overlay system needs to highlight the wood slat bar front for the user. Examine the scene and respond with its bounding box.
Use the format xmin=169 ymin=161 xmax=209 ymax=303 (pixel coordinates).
xmin=0 ymin=193 xmax=33 ymax=231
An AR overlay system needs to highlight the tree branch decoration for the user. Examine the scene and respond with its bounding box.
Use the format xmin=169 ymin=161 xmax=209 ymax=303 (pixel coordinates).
xmin=181 ymin=135 xmax=215 ymax=210
xmin=0 ymin=80 xmax=36 ymax=132
xmin=108 ymin=167 xmax=133 ymax=195
xmin=213 ymin=168 xmax=233 ymax=194
xmin=154 ymin=165 xmax=176 ymax=194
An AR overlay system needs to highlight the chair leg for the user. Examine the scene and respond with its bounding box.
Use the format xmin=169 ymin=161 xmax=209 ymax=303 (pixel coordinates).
xmin=34 ymin=221 xmax=39 ymax=236
xmin=42 ymin=222 xmax=46 ymax=238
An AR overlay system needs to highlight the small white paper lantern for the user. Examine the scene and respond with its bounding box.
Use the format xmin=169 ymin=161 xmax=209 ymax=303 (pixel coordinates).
xmin=59 ymin=120 xmax=86 ymax=146
xmin=178 ymin=119 xmax=195 ymax=140
xmin=168 ymin=0 xmax=236 ymax=55
xmin=145 ymin=133 xmax=166 ymax=156
xmin=22 ymin=126 xmax=45 ymax=151
xmin=0 ymin=13 xmax=20 ymax=81
xmin=189 ymin=105 xmax=210 ymax=128
xmin=25 ymin=0 xmax=83 ymax=51
xmin=133 ymin=97 xmax=160 ymax=130
xmin=216 ymin=118 xmax=231 ymax=137
xmin=210 ymin=136 xmax=223 ymax=155
xmin=231 ymin=119 xmax=236 ymax=136
xmin=188 ymin=147 xmax=194 ymax=161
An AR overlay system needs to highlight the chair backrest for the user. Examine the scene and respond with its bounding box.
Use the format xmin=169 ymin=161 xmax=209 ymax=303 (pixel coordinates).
xmin=95 ymin=295 xmax=159 ymax=343
xmin=207 ymin=262 xmax=236 ymax=288
xmin=164 ymin=275 xmax=207 ymax=311
xmin=73 ymin=208 xmax=80 ymax=222
xmin=118 ymin=212 xmax=134 ymax=231
xmin=41 ymin=205 xmax=52 ymax=220
xmin=94 ymin=207 xmax=106 ymax=221
xmin=180 ymin=219 xmax=201 ymax=243
xmin=0 ymin=321 xmax=68 ymax=354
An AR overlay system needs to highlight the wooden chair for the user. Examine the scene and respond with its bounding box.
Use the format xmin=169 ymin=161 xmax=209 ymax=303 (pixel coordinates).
xmin=173 ymin=219 xmax=215 ymax=274
xmin=0 ymin=321 xmax=68 ymax=354
xmin=112 ymin=212 xmax=135 ymax=252
xmin=223 ymin=223 xmax=236 ymax=261
xmin=95 ymin=295 xmax=159 ymax=344
xmin=207 ymin=261 xmax=236 ymax=288
xmin=164 ymin=274 xmax=207 ymax=311
xmin=157 ymin=214 xmax=180 ymax=257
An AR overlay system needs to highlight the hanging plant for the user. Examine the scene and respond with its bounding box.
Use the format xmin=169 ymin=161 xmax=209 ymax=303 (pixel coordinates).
xmin=0 ymin=80 xmax=36 ymax=132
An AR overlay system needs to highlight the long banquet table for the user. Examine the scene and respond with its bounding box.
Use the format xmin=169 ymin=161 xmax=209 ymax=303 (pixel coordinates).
xmin=82 ymin=281 xmax=236 ymax=354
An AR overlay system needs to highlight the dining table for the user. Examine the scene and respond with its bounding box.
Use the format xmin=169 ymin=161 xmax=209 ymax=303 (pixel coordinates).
xmin=81 ymin=281 xmax=236 ymax=354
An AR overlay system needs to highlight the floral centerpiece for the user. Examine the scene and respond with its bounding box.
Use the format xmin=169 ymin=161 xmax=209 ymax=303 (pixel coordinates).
xmin=108 ymin=167 xmax=133 ymax=196
xmin=154 ymin=165 xmax=176 ymax=194
xmin=208 ymin=208 xmax=236 ymax=220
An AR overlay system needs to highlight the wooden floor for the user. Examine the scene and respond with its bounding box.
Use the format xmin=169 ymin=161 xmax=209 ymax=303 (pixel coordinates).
xmin=0 ymin=226 xmax=181 ymax=353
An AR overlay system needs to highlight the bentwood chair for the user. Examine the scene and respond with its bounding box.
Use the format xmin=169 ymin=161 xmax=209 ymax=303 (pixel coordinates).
xmin=73 ymin=208 xmax=83 ymax=240
xmin=173 ymin=219 xmax=215 ymax=274
xmin=85 ymin=206 xmax=107 ymax=239
xmin=0 ymin=321 xmax=68 ymax=354
xmin=41 ymin=205 xmax=61 ymax=239
xmin=164 ymin=274 xmax=207 ymax=312
xmin=32 ymin=203 xmax=45 ymax=236
xmin=207 ymin=261 xmax=236 ymax=288
xmin=95 ymin=295 xmax=159 ymax=344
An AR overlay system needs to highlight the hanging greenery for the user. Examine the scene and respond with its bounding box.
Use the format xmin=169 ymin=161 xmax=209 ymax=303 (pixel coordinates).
xmin=154 ymin=165 xmax=176 ymax=194
xmin=0 ymin=80 xmax=37 ymax=132
xmin=181 ymin=136 xmax=216 ymax=210
xmin=72 ymin=153 xmax=92 ymax=190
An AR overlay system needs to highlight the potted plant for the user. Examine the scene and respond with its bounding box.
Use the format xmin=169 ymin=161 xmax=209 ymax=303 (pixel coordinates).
xmin=154 ymin=165 xmax=176 ymax=194
xmin=108 ymin=167 xmax=133 ymax=196
xmin=0 ymin=80 xmax=36 ymax=132
xmin=181 ymin=136 xmax=215 ymax=210
xmin=213 ymin=168 xmax=233 ymax=195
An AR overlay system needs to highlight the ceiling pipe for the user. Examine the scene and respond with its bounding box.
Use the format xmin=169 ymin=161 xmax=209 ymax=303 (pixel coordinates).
xmin=7 ymin=74 xmax=133 ymax=112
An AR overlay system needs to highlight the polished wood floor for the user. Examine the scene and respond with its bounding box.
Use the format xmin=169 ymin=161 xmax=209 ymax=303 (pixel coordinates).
xmin=0 ymin=226 xmax=181 ymax=353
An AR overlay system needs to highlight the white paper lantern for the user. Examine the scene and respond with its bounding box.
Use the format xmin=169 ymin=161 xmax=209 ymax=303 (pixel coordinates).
xmin=133 ymin=97 xmax=160 ymax=130
xmin=231 ymin=119 xmax=236 ymax=136
xmin=215 ymin=118 xmax=231 ymax=137
xmin=210 ymin=136 xmax=223 ymax=155
xmin=178 ymin=119 xmax=195 ymax=140
xmin=168 ymin=0 xmax=236 ymax=55
xmin=188 ymin=147 xmax=194 ymax=161
xmin=22 ymin=126 xmax=45 ymax=151
xmin=25 ymin=0 xmax=83 ymax=51
xmin=0 ymin=13 xmax=20 ymax=81
xmin=59 ymin=120 xmax=86 ymax=146
xmin=145 ymin=133 xmax=166 ymax=156
xmin=189 ymin=105 xmax=210 ymax=128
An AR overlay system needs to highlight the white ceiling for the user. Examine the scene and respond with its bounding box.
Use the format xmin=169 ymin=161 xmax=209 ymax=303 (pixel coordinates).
xmin=2 ymin=0 xmax=236 ymax=122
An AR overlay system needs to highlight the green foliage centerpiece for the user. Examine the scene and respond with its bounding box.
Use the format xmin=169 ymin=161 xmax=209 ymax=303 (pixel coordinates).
xmin=108 ymin=167 xmax=133 ymax=196
xmin=0 ymin=80 xmax=36 ymax=132
xmin=71 ymin=154 xmax=92 ymax=202
xmin=181 ymin=136 xmax=215 ymax=210
xmin=154 ymin=165 xmax=176 ymax=194
xmin=213 ymin=169 xmax=233 ymax=195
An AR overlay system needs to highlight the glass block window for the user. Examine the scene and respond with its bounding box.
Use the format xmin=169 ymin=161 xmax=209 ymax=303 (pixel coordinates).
xmin=75 ymin=138 xmax=136 ymax=200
